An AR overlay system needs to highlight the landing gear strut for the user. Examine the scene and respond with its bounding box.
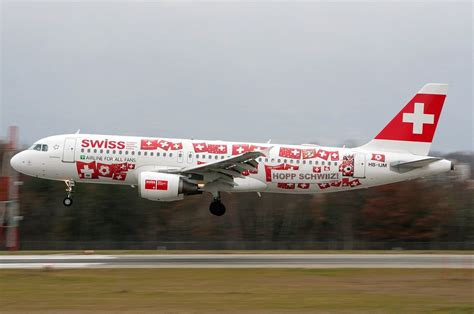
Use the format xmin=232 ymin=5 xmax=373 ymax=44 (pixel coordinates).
xmin=63 ymin=180 xmax=75 ymax=207
xmin=209 ymin=192 xmax=226 ymax=216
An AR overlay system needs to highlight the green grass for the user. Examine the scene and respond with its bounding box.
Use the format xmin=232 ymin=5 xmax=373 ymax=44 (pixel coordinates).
xmin=1 ymin=249 xmax=473 ymax=255
xmin=0 ymin=268 xmax=473 ymax=313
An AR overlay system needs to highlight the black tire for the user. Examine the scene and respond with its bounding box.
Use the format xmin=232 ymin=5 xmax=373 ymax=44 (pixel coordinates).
xmin=209 ymin=200 xmax=226 ymax=216
xmin=63 ymin=197 xmax=73 ymax=207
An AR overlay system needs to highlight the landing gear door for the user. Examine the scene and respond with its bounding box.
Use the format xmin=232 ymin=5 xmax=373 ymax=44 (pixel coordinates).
xmin=353 ymin=153 xmax=366 ymax=178
xmin=62 ymin=138 xmax=77 ymax=163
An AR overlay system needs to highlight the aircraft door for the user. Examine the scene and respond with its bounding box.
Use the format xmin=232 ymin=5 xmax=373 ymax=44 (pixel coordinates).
xmin=177 ymin=151 xmax=184 ymax=163
xmin=353 ymin=153 xmax=366 ymax=178
xmin=62 ymin=138 xmax=77 ymax=163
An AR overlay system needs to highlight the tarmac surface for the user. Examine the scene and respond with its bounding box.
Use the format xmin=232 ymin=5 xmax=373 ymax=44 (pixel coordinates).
xmin=1 ymin=254 xmax=473 ymax=269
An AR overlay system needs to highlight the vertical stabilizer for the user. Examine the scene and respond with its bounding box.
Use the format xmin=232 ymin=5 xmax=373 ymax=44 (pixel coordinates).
xmin=358 ymin=83 xmax=448 ymax=155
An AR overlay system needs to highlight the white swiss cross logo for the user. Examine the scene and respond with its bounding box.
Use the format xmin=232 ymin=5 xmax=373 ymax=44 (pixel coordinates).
xmin=402 ymin=102 xmax=434 ymax=134
xmin=81 ymin=165 xmax=95 ymax=178
xmin=236 ymin=146 xmax=245 ymax=154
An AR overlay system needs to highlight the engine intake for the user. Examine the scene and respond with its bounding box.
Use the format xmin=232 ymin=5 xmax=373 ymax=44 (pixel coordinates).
xmin=139 ymin=172 xmax=200 ymax=202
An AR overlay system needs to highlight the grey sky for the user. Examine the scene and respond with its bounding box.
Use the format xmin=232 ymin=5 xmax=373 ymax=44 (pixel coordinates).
xmin=1 ymin=1 xmax=472 ymax=152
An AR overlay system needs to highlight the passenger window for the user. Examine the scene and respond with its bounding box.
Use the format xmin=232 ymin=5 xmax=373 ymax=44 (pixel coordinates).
xmin=131 ymin=151 xmax=135 ymax=155
xmin=125 ymin=151 xmax=129 ymax=155
xmin=322 ymin=161 xmax=325 ymax=165
xmin=215 ymin=155 xmax=218 ymax=159
xmin=81 ymin=148 xmax=84 ymax=153
xmin=315 ymin=161 xmax=319 ymax=165
xmin=296 ymin=160 xmax=300 ymax=164
xmin=150 ymin=152 xmax=154 ymax=157
xmin=163 ymin=153 xmax=167 ymax=157
xmin=113 ymin=150 xmax=116 ymax=154
xmin=277 ymin=159 xmax=281 ymax=163
xmin=157 ymin=152 xmax=160 ymax=157
xmin=106 ymin=150 xmax=110 ymax=154
xmin=309 ymin=161 xmax=313 ymax=165
xmin=221 ymin=156 xmax=225 ymax=159
xmin=41 ymin=144 xmax=48 ymax=152
xmin=328 ymin=161 xmax=331 ymax=166
xmin=137 ymin=151 xmax=141 ymax=156
xmin=302 ymin=160 xmax=306 ymax=164
xmin=94 ymin=149 xmax=97 ymax=153
xmin=265 ymin=158 xmax=268 ymax=162
xmin=169 ymin=153 xmax=173 ymax=157
xmin=284 ymin=159 xmax=288 ymax=163
xmin=196 ymin=154 xmax=200 ymax=158
xmin=144 ymin=151 xmax=148 ymax=156
xmin=119 ymin=150 xmax=122 ymax=155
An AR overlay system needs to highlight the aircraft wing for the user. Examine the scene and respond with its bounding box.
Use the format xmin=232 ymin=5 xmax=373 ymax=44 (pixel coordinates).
xmin=181 ymin=149 xmax=269 ymax=178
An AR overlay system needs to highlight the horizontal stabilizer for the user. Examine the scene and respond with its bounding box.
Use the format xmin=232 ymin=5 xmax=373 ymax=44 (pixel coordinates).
xmin=390 ymin=157 xmax=442 ymax=173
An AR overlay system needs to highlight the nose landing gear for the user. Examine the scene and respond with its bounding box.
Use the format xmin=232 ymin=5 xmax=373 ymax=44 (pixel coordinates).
xmin=63 ymin=180 xmax=75 ymax=207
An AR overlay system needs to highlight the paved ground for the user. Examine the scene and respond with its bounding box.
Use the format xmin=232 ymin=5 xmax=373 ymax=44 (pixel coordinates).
xmin=0 ymin=254 xmax=472 ymax=269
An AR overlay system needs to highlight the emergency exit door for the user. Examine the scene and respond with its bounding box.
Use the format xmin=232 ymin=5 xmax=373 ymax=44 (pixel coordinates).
xmin=353 ymin=153 xmax=366 ymax=178
xmin=62 ymin=138 xmax=76 ymax=163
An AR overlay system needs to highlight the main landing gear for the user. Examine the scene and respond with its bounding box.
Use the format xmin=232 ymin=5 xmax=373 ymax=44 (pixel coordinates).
xmin=63 ymin=180 xmax=75 ymax=207
xmin=209 ymin=192 xmax=226 ymax=216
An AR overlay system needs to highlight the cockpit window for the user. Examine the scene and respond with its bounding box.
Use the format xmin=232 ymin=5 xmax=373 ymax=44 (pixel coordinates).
xmin=30 ymin=144 xmax=48 ymax=152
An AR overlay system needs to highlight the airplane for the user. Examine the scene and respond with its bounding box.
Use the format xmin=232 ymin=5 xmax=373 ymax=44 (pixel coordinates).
xmin=10 ymin=83 xmax=453 ymax=216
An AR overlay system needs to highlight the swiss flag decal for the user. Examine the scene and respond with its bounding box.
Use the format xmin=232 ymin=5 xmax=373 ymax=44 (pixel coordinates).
xmin=375 ymin=93 xmax=446 ymax=143
xmin=145 ymin=180 xmax=157 ymax=190
xmin=371 ymin=153 xmax=386 ymax=162
xmin=157 ymin=180 xmax=168 ymax=190
xmin=76 ymin=161 xmax=99 ymax=179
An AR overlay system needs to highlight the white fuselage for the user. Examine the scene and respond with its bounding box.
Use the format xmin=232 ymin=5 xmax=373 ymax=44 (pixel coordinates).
xmin=10 ymin=133 xmax=451 ymax=195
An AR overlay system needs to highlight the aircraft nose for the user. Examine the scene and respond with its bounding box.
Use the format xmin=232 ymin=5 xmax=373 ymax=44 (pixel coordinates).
xmin=10 ymin=152 xmax=24 ymax=173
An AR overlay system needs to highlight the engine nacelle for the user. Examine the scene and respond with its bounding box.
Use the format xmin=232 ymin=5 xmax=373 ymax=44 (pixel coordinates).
xmin=139 ymin=172 xmax=200 ymax=202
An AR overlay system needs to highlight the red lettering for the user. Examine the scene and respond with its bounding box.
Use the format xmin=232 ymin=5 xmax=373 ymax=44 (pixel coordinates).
xmin=90 ymin=140 xmax=105 ymax=148
xmin=117 ymin=141 xmax=125 ymax=149
xmin=80 ymin=138 xmax=126 ymax=149
xmin=81 ymin=139 xmax=89 ymax=147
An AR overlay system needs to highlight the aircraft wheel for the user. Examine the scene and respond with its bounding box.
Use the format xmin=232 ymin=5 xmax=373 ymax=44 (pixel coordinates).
xmin=63 ymin=197 xmax=73 ymax=207
xmin=209 ymin=200 xmax=226 ymax=216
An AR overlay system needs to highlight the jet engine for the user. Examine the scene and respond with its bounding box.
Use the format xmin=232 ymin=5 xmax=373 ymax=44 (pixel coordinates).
xmin=139 ymin=172 xmax=200 ymax=201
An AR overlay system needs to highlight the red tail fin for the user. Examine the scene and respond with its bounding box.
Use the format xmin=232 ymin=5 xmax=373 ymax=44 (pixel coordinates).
xmin=359 ymin=84 xmax=448 ymax=155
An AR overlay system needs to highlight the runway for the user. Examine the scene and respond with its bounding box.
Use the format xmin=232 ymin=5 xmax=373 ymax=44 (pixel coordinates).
xmin=1 ymin=254 xmax=472 ymax=269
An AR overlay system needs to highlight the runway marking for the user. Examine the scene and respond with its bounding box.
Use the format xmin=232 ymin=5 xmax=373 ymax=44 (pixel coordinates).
xmin=0 ymin=254 xmax=472 ymax=269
